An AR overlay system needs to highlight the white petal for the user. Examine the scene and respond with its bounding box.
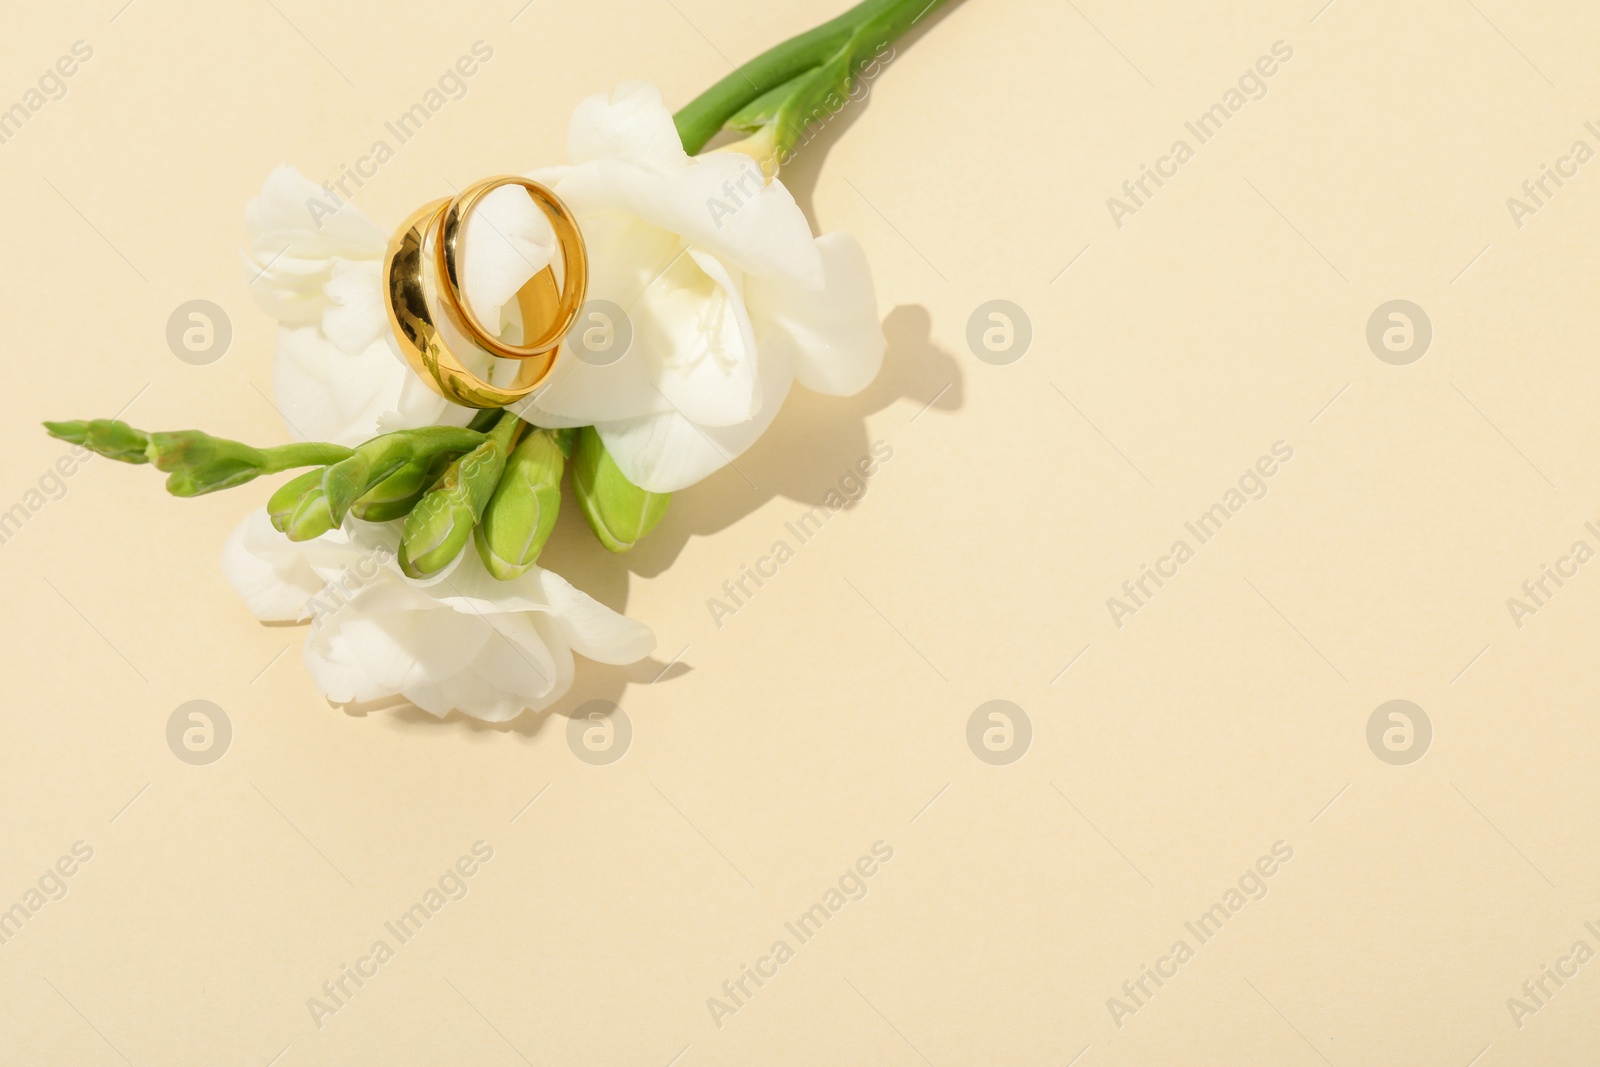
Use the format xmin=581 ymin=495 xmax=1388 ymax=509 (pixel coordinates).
xmin=596 ymin=340 xmax=792 ymax=493
xmin=746 ymin=231 xmax=884 ymax=397
xmin=648 ymin=249 xmax=761 ymax=427
xmin=302 ymin=625 xmax=387 ymax=705
xmin=271 ymin=326 xmax=365 ymax=444
xmin=464 ymin=612 xmax=574 ymax=719
xmin=459 ymin=183 xmax=556 ymax=328
xmin=537 ymin=570 xmax=656 ymax=664
xmin=547 ymin=130 xmax=823 ymax=287
xmin=383 ymin=369 xmax=475 ymax=436
xmin=321 ymin=260 xmax=387 ymax=355
xmin=245 ymin=165 xmax=387 ymax=257
xmin=224 ymin=513 xmax=651 ymax=723
xmin=567 ymin=82 xmax=690 ymax=169
xmin=273 ymin=328 xmax=392 ymax=445
xmin=511 ymin=216 xmax=681 ymax=426
xmin=221 ymin=511 xmax=371 ymax=621
xmin=507 ymin=393 xmax=595 ymax=430
xmin=272 ymin=326 xmax=464 ymax=445
xmin=515 ymin=231 xmax=764 ymax=429
xmin=243 ymin=166 xmax=386 ymax=325
xmin=220 ymin=510 xmax=322 ymax=622
xmin=476 ymin=615 xmax=567 ymax=697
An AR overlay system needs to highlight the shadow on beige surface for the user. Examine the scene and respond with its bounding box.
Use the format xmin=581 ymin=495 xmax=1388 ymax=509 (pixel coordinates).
xmin=614 ymin=302 xmax=964 ymax=581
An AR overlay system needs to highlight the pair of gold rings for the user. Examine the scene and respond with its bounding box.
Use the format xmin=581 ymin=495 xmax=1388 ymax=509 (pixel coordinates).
xmin=383 ymin=176 xmax=587 ymax=408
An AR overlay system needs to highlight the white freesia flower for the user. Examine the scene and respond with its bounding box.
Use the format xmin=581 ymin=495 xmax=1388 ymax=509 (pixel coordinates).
xmin=221 ymin=509 xmax=655 ymax=722
xmin=243 ymin=167 xmax=558 ymax=446
xmin=508 ymin=81 xmax=886 ymax=492
xmin=243 ymin=81 xmax=885 ymax=492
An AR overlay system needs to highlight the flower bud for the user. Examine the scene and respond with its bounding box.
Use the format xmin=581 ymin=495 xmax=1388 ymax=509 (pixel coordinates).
xmin=44 ymin=419 xmax=150 ymax=464
xmin=268 ymin=469 xmax=323 ymax=532
xmin=571 ymin=426 xmax=669 ymax=552
xmin=350 ymin=458 xmax=446 ymax=522
xmin=266 ymin=469 xmax=336 ymax=541
xmin=322 ymin=426 xmax=487 ymax=523
xmin=285 ymin=487 xmax=336 ymax=541
xmin=474 ymin=430 xmax=565 ymax=580
xmin=146 ymin=430 xmax=273 ymax=496
xmin=45 ymin=419 xmax=350 ymax=499
xmin=397 ymin=419 xmax=517 ymax=578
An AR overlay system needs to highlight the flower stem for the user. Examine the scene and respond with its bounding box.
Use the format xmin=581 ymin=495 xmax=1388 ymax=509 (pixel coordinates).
xmin=45 ymin=418 xmax=355 ymax=496
xmin=673 ymin=0 xmax=950 ymax=155
xmin=259 ymin=441 xmax=354 ymax=472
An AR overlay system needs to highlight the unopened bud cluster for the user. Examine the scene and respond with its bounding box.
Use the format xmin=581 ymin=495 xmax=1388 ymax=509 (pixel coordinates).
xmin=44 ymin=410 xmax=671 ymax=579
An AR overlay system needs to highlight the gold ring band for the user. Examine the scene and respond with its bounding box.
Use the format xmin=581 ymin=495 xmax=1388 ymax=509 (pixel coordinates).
xmin=382 ymin=177 xmax=588 ymax=408
xmin=437 ymin=176 xmax=588 ymax=361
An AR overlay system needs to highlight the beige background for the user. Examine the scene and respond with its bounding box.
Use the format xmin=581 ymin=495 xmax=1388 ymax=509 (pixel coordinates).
xmin=3 ymin=0 xmax=1598 ymax=1063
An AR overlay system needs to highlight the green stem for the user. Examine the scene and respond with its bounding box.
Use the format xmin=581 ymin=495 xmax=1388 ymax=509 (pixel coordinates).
xmin=673 ymin=0 xmax=897 ymax=153
xmin=467 ymin=406 xmax=507 ymax=433
xmin=259 ymin=441 xmax=353 ymax=472
xmin=486 ymin=409 xmax=523 ymax=453
xmin=741 ymin=0 xmax=952 ymax=163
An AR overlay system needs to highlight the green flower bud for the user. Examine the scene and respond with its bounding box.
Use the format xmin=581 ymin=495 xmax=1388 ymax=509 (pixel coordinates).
xmin=322 ymin=426 xmax=486 ymax=523
xmin=268 ymin=469 xmax=324 ymax=532
xmin=44 ymin=419 xmax=150 ymax=463
xmin=42 ymin=420 xmax=89 ymax=444
xmin=400 ymin=489 xmax=474 ymax=578
xmin=265 ymin=469 xmax=336 ymax=541
xmin=475 ymin=429 xmax=565 ymax=580
xmin=285 ymin=487 xmax=336 ymax=541
xmin=571 ymin=426 xmax=669 ymax=552
xmin=350 ymin=457 xmax=448 ymax=522
xmin=147 ymin=430 xmax=275 ymax=497
xmin=397 ymin=417 xmax=518 ymax=578
xmin=45 ymin=418 xmax=349 ymax=498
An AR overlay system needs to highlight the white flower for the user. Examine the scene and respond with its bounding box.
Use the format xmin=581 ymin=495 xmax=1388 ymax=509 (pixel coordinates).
xmin=221 ymin=509 xmax=654 ymax=722
xmin=513 ymin=82 xmax=885 ymax=492
xmin=242 ymin=166 xmax=558 ymax=447
xmin=243 ymin=81 xmax=886 ymax=492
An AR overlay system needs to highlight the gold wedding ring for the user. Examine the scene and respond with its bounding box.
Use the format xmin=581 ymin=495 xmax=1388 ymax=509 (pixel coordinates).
xmin=383 ymin=176 xmax=588 ymax=408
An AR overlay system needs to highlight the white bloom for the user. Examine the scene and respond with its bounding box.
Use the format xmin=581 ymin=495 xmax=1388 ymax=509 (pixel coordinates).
xmin=513 ymin=82 xmax=884 ymax=492
xmin=221 ymin=509 xmax=654 ymax=722
xmin=243 ymin=81 xmax=885 ymax=491
xmin=243 ymin=166 xmax=558 ymax=446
